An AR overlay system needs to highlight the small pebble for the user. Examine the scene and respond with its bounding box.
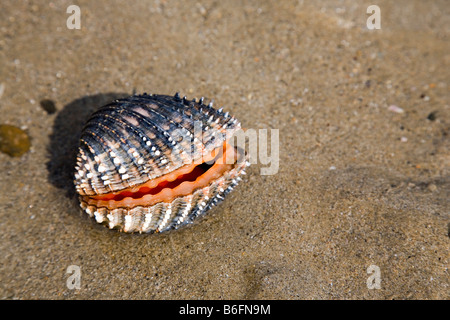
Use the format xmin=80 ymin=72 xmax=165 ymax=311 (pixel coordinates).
xmin=40 ymin=99 xmax=57 ymax=114
xmin=427 ymin=111 xmax=437 ymax=121
xmin=427 ymin=184 xmax=437 ymax=192
xmin=388 ymin=105 xmax=404 ymax=114
xmin=0 ymin=124 xmax=31 ymax=157
xmin=401 ymin=137 xmax=408 ymax=142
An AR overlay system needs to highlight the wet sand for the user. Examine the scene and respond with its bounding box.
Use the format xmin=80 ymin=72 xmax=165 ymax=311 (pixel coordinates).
xmin=0 ymin=0 xmax=448 ymax=299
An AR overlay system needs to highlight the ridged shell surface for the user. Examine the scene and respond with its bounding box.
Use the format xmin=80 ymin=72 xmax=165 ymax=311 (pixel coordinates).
xmin=74 ymin=93 xmax=249 ymax=233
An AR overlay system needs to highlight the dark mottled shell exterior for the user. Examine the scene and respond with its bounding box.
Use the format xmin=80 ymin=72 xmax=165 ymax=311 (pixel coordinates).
xmin=74 ymin=93 xmax=249 ymax=233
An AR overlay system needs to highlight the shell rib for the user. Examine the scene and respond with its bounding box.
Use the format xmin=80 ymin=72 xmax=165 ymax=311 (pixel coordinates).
xmin=74 ymin=93 xmax=249 ymax=233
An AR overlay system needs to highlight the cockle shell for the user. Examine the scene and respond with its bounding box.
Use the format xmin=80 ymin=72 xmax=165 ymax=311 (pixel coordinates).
xmin=74 ymin=93 xmax=249 ymax=233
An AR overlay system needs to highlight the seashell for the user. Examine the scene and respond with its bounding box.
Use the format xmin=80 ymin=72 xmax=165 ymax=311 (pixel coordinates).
xmin=74 ymin=93 xmax=249 ymax=233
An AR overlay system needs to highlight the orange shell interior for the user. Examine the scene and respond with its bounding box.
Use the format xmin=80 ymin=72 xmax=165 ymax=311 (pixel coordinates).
xmin=82 ymin=142 xmax=238 ymax=210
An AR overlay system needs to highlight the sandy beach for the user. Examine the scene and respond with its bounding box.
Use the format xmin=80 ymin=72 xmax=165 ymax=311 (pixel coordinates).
xmin=0 ymin=0 xmax=448 ymax=299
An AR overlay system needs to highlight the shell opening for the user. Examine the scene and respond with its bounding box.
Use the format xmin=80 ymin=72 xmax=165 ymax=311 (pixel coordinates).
xmin=102 ymin=161 xmax=215 ymax=202
xmin=82 ymin=142 xmax=241 ymax=210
